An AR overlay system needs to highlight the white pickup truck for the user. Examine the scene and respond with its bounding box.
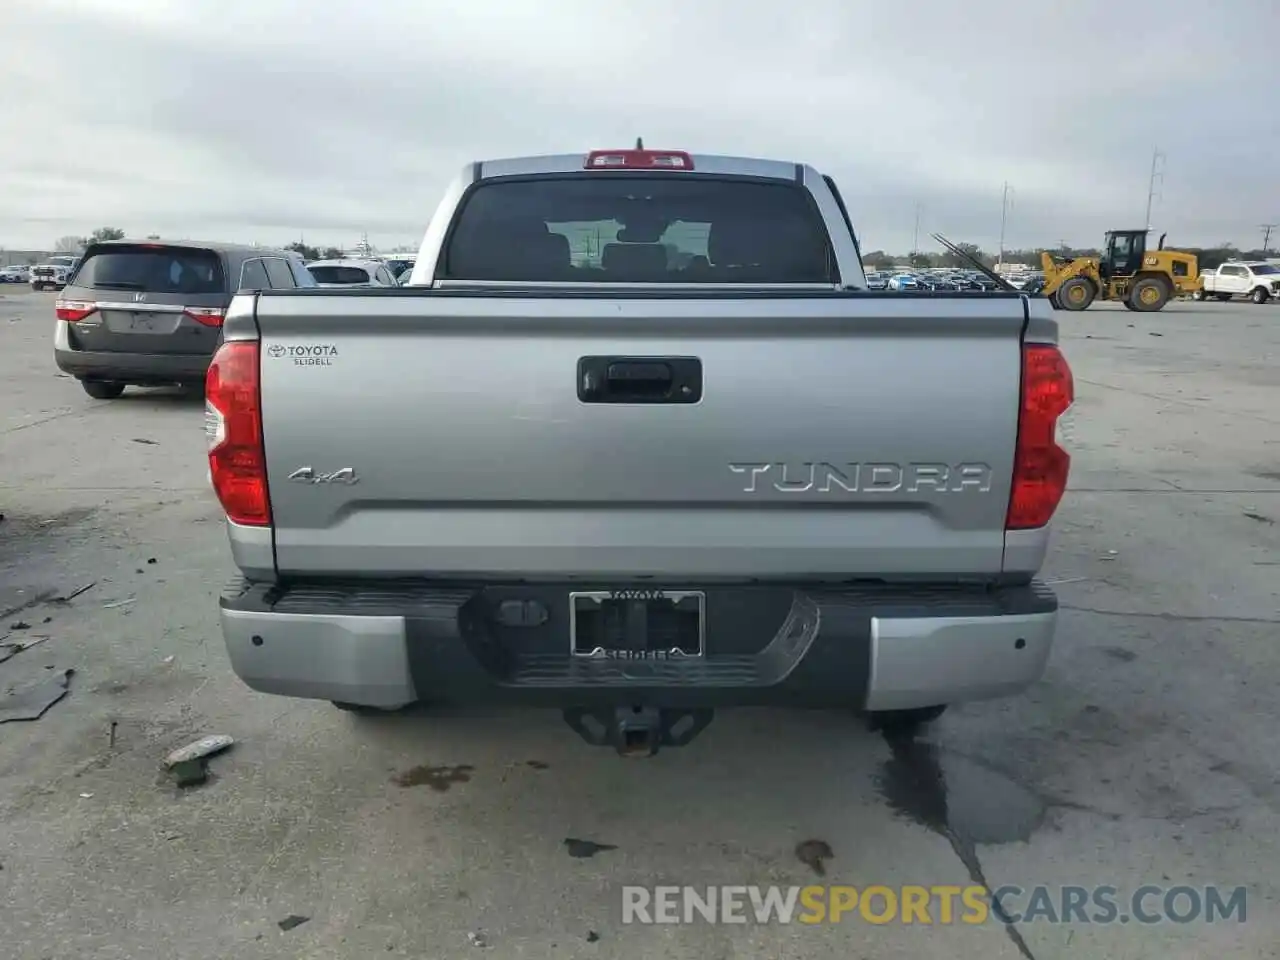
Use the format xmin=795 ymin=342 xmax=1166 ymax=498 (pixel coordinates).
xmin=1193 ymin=261 xmax=1280 ymax=304
xmin=208 ymin=147 xmax=1075 ymax=756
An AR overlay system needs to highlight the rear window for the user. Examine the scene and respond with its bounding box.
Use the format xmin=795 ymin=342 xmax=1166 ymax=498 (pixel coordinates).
xmin=73 ymin=245 xmax=225 ymax=294
xmin=307 ymin=265 xmax=372 ymax=284
xmin=443 ymin=175 xmax=836 ymax=283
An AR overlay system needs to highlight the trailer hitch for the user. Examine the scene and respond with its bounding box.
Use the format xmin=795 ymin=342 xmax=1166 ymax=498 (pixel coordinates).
xmin=562 ymin=706 xmax=714 ymax=756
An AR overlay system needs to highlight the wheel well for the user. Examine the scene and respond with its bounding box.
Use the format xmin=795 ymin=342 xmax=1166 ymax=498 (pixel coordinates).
xmin=1062 ymin=274 xmax=1097 ymax=292
xmin=1132 ymin=271 xmax=1172 ymax=290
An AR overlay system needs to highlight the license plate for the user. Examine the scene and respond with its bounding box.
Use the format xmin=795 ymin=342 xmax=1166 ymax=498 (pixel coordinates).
xmin=569 ymin=590 xmax=705 ymax=660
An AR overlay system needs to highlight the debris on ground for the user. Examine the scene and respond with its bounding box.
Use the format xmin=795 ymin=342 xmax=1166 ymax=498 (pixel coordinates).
xmin=0 ymin=635 xmax=48 ymax=664
xmin=277 ymin=915 xmax=309 ymax=932
xmin=0 ymin=669 xmax=74 ymax=723
xmin=50 ymin=582 xmax=97 ymax=604
xmin=586 ymin=931 xmax=600 ymax=943
xmin=467 ymin=931 xmax=488 ymax=947
xmin=165 ymin=734 xmax=235 ymax=788
xmin=563 ymin=838 xmax=617 ymax=859
xmin=103 ymin=597 xmax=136 ymax=609
xmin=795 ymin=838 xmax=834 ymax=876
xmin=9 ymin=621 xmax=31 ymax=631
xmin=131 ymin=438 xmax=159 ymax=445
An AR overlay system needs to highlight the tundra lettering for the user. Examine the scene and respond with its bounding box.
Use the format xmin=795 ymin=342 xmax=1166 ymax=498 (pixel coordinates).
xmin=728 ymin=462 xmax=994 ymax=494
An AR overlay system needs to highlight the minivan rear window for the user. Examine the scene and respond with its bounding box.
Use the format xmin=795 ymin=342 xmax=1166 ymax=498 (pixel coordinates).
xmin=443 ymin=175 xmax=836 ymax=284
xmin=73 ymin=245 xmax=225 ymax=295
xmin=308 ymin=265 xmax=373 ymax=285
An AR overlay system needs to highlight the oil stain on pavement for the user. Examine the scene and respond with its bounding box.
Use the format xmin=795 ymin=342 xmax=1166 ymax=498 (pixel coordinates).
xmin=393 ymin=763 xmax=475 ymax=791
xmin=877 ymin=729 xmax=1045 ymax=959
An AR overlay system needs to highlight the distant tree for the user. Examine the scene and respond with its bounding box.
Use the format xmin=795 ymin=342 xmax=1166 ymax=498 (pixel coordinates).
xmin=90 ymin=227 xmax=125 ymax=243
xmin=55 ymin=235 xmax=86 ymax=253
xmin=287 ymin=241 xmax=321 ymax=261
xmin=321 ymin=247 xmax=344 ymax=259
xmin=908 ymin=251 xmax=935 ymax=269
xmin=147 ymin=234 xmax=161 ymax=240
xmin=938 ymin=242 xmax=987 ymax=268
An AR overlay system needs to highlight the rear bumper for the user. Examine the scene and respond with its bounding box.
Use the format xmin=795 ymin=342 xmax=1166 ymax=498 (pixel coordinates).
xmin=218 ymin=578 xmax=1058 ymax=711
xmin=54 ymin=345 xmax=211 ymax=383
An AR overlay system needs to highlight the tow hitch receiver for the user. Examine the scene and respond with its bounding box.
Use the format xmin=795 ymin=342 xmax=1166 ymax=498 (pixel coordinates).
xmin=563 ymin=706 xmax=714 ymax=756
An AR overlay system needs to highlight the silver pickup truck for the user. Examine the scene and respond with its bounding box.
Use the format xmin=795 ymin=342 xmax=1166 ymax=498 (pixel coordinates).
xmin=209 ymin=148 xmax=1074 ymax=755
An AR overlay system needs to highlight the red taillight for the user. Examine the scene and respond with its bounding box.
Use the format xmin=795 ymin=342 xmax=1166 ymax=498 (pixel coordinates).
xmin=55 ymin=299 xmax=97 ymax=322
xmin=206 ymin=341 xmax=271 ymax=526
xmin=584 ymin=149 xmax=694 ymax=170
xmin=1007 ymin=344 xmax=1074 ymax=530
xmin=185 ymin=306 xmax=225 ymax=327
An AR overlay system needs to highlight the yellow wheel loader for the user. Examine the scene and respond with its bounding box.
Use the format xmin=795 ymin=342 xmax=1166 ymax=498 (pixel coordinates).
xmin=1040 ymin=230 xmax=1200 ymax=313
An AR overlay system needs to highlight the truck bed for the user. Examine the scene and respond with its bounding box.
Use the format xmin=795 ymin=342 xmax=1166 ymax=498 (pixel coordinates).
xmin=231 ymin=288 xmax=1037 ymax=581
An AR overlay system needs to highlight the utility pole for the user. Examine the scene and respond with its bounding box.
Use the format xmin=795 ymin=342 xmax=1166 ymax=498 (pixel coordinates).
xmin=1261 ymin=223 xmax=1277 ymax=254
xmin=1144 ymin=148 xmax=1165 ymax=230
xmin=912 ymin=203 xmax=922 ymax=254
xmin=998 ymin=182 xmax=1013 ymax=268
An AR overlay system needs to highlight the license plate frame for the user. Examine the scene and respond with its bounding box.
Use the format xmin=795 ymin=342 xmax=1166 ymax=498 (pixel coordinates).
xmin=569 ymin=590 xmax=706 ymax=660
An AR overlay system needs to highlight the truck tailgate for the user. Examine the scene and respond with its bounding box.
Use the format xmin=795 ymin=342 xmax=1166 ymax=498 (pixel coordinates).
xmin=254 ymin=293 xmax=1027 ymax=579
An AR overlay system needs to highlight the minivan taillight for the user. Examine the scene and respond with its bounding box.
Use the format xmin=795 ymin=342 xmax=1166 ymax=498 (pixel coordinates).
xmin=185 ymin=306 xmax=225 ymax=327
xmin=206 ymin=341 xmax=271 ymax=526
xmin=1006 ymin=344 xmax=1073 ymax=530
xmin=55 ymin=299 xmax=97 ymax=322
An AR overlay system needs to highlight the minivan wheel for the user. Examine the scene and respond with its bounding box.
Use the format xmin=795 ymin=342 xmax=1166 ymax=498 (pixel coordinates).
xmin=80 ymin=380 xmax=126 ymax=400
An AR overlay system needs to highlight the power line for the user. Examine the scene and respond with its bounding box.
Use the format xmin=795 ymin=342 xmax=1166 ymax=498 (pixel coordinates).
xmin=1144 ymin=148 xmax=1165 ymax=230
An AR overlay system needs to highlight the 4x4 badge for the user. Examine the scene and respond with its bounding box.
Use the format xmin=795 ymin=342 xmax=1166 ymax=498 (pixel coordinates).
xmin=133 ymin=292 xmax=146 ymax=302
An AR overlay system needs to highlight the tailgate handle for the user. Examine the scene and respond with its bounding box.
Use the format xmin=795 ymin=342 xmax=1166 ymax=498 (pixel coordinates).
xmin=578 ymin=356 xmax=702 ymax=404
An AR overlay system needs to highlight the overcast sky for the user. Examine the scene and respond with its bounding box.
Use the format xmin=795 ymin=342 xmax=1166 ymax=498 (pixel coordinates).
xmin=4 ymin=0 xmax=1276 ymax=254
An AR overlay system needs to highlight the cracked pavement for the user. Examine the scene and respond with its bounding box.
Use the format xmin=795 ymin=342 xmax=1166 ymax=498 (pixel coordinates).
xmin=1 ymin=288 xmax=1278 ymax=959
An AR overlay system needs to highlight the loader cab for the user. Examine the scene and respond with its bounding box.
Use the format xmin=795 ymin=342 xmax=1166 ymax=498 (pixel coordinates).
xmin=1100 ymin=229 xmax=1148 ymax=279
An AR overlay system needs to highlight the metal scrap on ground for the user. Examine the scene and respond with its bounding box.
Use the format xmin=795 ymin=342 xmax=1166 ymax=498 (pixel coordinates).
xmin=0 ymin=635 xmax=48 ymax=665
xmin=0 ymin=669 xmax=73 ymax=723
xmin=164 ymin=734 xmax=235 ymax=787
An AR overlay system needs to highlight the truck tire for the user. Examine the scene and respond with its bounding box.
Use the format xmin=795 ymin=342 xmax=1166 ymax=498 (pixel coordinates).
xmin=80 ymin=380 xmax=126 ymax=400
xmin=1251 ymin=287 xmax=1270 ymax=304
xmin=1122 ymin=300 xmax=1137 ymax=310
xmin=331 ymin=700 xmax=413 ymax=716
xmin=1056 ymin=277 xmax=1095 ymax=311
xmin=867 ymin=705 xmax=947 ymax=736
xmin=1129 ymin=276 xmax=1170 ymax=312
xmin=1191 ymin=288 xmax=1206 ymax=301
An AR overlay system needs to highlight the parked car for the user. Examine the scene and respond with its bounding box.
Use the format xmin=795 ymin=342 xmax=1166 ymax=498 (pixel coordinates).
xmin=887 ymin=273 xmax=921 ymax=291
xmin=305 ymin=258 xmax=399 ymax=287
xmin=30 ymin=263 xmax=71 ymax=290
xmin=0 ymin=264 xmax=30 ymax=283
xmin=1193 ymin=261 xmax=1280 ymax=303
xmin=207 ymin=146 xmax=1073 ymax=757
xmin=53 ymin=239 xmax=314 ymax=399
xmin=863 ymin=270 xmax=888 ymax=290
